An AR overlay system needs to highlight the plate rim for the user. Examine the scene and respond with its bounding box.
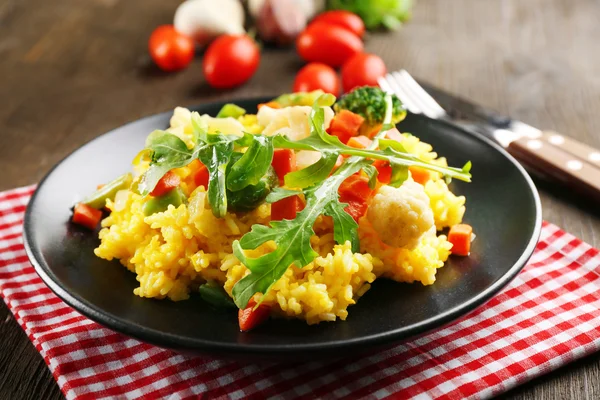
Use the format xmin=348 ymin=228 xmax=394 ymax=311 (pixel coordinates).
xmin=22 ymin=97 xmax=542 ymax=354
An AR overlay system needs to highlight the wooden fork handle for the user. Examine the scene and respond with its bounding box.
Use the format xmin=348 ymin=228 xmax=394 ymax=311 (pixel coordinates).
xmin=507 ymin=134 xmax=600 ymax=201
xmin=540 ymin=131 xmax=600 ymax=167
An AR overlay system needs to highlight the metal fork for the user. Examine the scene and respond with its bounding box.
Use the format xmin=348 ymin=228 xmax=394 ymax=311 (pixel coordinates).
xmin=378 ymin=70 xmax=447 ymax=120
xmin=378 ymin=70 xmax=600 ymax=200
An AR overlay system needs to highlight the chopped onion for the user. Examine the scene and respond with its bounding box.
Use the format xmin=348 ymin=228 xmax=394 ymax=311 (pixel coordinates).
xmin=113 ymin=190 xmax=129 ymax=212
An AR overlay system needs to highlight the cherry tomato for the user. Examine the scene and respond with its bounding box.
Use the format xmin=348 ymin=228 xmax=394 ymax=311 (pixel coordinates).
xmin=296 ymin=22 xmax=363 ymax=67
xmin=341 ymin=53 xmax=387 ymax=92
xmin=203 ymin=35 xmax=260 ymax=89
xmin=293 ymin=62 xmax=340 ymax=95
xmin=310 ymin=10 xmax=365 ymax=38
xmin=148 ymin=25 xmax=195 ymax=72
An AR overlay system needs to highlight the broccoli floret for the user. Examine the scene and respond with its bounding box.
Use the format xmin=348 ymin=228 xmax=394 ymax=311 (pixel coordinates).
xmin=334 ymin=86 xmax=406 ymax=126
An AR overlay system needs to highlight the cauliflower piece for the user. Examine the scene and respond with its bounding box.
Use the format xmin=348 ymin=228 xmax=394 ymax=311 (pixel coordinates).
xmin=166 ymin=107 xmax=245 ymax=144
xmin=257 ymin=105 xmax=334 ymax=141
xmin=366 ymin=181 xmax=435 ymax=249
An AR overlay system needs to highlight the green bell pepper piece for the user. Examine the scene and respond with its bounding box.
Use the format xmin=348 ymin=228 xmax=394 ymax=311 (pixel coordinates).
xmin=142 ymin=187 xmax=186 ymax=216
xmin=82 ymin=173 xmax=133 ymax=209
xmin=198 ymin=281 xmax=236 ymax=309
xmin=216 ymin=104 xmax=246 ymax=119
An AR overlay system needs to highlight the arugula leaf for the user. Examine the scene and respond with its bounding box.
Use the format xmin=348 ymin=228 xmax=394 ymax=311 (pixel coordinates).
xmin=138 ymin=131 xmax=197 ymax=196
xmin=361 ymin=163 xmax=378 ymax=189
xmin=197 ymin=135 xmax=236 ymax=218
xmin=284 ymin=153 xmax=338 ymax=188
xmin=227 ymin=134 xmax=273 ymax=192
xmin=266 ymin=188 xmax=302 ymax=203
xmin=231 ymin=160 xmax=365 ymax=308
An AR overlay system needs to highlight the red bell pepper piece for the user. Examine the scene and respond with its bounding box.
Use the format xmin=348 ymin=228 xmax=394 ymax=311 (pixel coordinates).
xmin=271 ymin=149 xmax=297 ymax=186
xmin=151 ymin=170 xmax=181 ymax=197
xmin=239 ymin=299 xmax=271 ymax=332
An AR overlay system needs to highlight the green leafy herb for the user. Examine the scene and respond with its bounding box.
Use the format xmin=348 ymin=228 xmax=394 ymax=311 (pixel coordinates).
xmin=227 ymin=134 xmax=273 ymax=192
xmin=231 ymin=96 xmax=395 ymax=308
xmin=265 ymin=188 xmax=302 ymax=203
xmin=138 ymin=131 xmax=198 ymax=196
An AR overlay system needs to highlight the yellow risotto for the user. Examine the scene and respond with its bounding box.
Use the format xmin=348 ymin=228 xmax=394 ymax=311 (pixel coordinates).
xmin=84 ymin=88 xmax=471 ymax=329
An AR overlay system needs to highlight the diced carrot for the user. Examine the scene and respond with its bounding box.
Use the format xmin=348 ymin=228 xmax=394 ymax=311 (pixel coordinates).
xmin=328 ymin=110 xmax=365 ymax=144
xmin=238 ymin=299 xmax=271 ymax=332
xmin=191 ymin=161 xmax=210 ymax=188
xmin=448 ymin=224 xmax=473 ymax=256
xmin=409 ymin=166 xmax=432 ymax=185
xmin=150 ymin=170 xmax=181 ymax=197
xmin=96 ymin=184 xmax=105 ymax=190
xmin=338 ymin=174 xmax=373 ymax=222
xmin=271 ymin=195 xmax=303 ymax=221
xmin=373 ymin=160 xmax=392 ymax=184
xmin=271 ymin=149 xmax=297 ymax=186
xmin=257 ymin=101 xmax=281 ymax=110
xmin=347 ymin=135 xmax=373 ymax=149
xmin=72 ymin=203 xmax=103 ymax=230
xmin=385 ymin=128 xmax=404 ymax=142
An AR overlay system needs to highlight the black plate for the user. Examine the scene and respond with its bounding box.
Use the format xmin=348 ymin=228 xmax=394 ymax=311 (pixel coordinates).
xmin=23 ymin=97 xmax=541 ymax=356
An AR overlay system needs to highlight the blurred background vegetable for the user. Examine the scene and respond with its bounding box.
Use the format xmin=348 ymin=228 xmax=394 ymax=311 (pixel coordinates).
xmin=148 ymin=25 xmax=195 ymax=72
xmin=327 ymin=0 xmax=413 ymax=30
xmin=174 ymin=0 xmax=245 ymax=46
xmin=296 ymin=22 xmax=363 ymax=66
xmin=255 ymin=0 xmax=307 ymax=46
xmin=293 ymin=63 xmax=339 ymax=95
xmin=203 ymin=34 xmax=260 ymax=88
xmin=341 ymin=53 xmax=387 ymax=92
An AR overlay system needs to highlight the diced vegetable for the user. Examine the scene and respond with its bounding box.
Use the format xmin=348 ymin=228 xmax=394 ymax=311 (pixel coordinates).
xmin=72 ymin=203 xmax=103 ymax=230
xmin=238 ymin=299 xmax=271 ymax=331
xmin=338 ymin=174 xmax=373 ymax=222
xmin=82 ymin=173 xmax=133 ymax=210
xmin=373 ymin=160 xmax=392 ymax=184
xmin=142 ymin=188 xmax=187 ymax=216
xmin=385 ymin=128 xmax=404 ymax=142
xmin=347 ymin=135 xmax=373 ymax=149
xmin=328 ymin=109 xmax=365 ymax=144
xmin=271 ymin=195 xmax=303 ymax=221
xmin=271 ymin=149 xmax=297 ymax=186
xmin=448 ymin=224 xmax=473 ymax=256
xmin=191 ymin=160 xmax=210 ymax=188
xmin=409 ymin=166 xmax=432 ymax=185
xmin=198 ymin=281 xmax=236 ymax=308
xmin=150 ymin=170 xmax=181 ymax=197
xmin=216 ymin=103 xmax=246 ymax=118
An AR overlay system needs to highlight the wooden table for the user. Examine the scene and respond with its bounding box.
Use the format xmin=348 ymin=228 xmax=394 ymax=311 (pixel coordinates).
xmin=1 ymin=0 xmax=599 ymax=398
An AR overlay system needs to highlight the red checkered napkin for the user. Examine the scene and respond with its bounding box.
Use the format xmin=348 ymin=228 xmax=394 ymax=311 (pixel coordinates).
xmin=1 ymin=186 xmax=600 ymax=400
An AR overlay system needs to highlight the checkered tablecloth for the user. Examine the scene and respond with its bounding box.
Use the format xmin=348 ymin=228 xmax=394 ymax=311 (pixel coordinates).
xmin=1 ymin=186 xmax=600 ymax=399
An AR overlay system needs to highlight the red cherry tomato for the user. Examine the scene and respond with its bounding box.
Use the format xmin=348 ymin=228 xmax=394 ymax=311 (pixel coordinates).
xmin=296 ymin=22 xmax=363 ymax=67
xmin=293 ymin=63 xmax=340 ymax=95
xmin=310 ymin=10 xmax=365 ymax=38
xmin=203 ymin=35 xmax=260 ymax=89
xmin=341 ymin=53 xmax=387 ymax=92
xmin=148 ymin=25 xmax=195 ymax=72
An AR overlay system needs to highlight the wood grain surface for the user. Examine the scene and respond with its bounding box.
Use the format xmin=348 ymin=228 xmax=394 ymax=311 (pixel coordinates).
xmin=1 ymin=0 xmax=600 ymax=398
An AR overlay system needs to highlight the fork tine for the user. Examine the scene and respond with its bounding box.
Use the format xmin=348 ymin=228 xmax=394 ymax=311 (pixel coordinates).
xmin=378 ymin=74 xmax=421 ymax=115
xmin=392 ymin=71 xmax=439 ymax=119
xmin=397 ymin=70 xmax=446 ymax=119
